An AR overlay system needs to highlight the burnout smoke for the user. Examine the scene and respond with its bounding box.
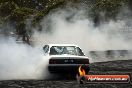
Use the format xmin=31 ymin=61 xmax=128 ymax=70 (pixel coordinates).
xmin=0 ymin=37 xmax=50 ymax=80
xmin=33 ymin=7 xmax=132 ymax=62
xmin=0 ymin=5 xmax=132 ymax=80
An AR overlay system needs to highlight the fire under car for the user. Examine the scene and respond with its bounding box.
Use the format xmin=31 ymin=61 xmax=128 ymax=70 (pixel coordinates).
xmin=43 ymin=44 xmax=90 ymax=74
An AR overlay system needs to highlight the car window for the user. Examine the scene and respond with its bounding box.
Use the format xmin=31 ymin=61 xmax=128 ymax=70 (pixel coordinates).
xmin=43 ymin=45 xmax=49 ymax=54
xmin=49 ymin=46 xmax=85 ymax=56
xmin=76 ymin=47 xmax=85 ymax=56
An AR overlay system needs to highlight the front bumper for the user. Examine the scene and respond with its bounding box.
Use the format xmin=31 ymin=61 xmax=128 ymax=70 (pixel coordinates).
xmin=48 ymin=64 xmax=90 ymax=73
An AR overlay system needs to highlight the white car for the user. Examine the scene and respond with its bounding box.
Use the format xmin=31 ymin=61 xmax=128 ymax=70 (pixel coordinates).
xmin=43 ymin=44 xmax=90 ymax=74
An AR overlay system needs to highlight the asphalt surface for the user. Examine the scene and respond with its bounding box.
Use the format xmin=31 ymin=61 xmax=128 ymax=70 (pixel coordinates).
xmin=0 ymin=60 xmax=132 ymax=88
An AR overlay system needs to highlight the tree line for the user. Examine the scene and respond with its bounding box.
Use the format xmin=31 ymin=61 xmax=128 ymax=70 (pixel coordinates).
xmin=0 ymin=0 xmax=131 ymax=44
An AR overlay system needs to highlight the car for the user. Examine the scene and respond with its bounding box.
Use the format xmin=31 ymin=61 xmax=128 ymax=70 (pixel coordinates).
xmin=43 ymin=44 xmax=90 ymax=74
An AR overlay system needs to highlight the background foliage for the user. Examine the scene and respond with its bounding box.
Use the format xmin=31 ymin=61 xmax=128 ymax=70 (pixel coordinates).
xmin=0 ymin=0 xmax=131 ymax=43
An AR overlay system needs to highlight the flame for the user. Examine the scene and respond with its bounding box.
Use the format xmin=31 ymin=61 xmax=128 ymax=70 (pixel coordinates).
xmin=78 ymin=65 xmax=86 ymax=76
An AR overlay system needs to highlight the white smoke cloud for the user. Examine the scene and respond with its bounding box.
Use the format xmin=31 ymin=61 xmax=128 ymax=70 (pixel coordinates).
xmin=0 ymin=6 xmax=132 ymax=80
xmin=0 ymin=37 xmax=50 ymax=80
xmin=33 ymin=8 xmax=132 ymax=53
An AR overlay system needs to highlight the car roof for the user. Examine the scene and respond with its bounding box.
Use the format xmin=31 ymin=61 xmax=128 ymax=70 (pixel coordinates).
xmin=47 ymin=44 xmax=79 ymax=47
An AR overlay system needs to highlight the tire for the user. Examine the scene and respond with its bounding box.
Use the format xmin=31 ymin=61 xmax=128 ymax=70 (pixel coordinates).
xmin=79 ymin=76 xmax=87 ymax=84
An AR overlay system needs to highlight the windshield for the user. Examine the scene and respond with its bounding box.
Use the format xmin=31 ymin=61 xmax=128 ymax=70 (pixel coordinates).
xmin=49 ymin=46 xmax=85 ymax=56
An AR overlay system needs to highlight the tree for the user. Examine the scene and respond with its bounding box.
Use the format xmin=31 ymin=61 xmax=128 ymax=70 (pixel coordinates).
xmin=87 ymin=0 xmax=127 ymax=26
xmin=0 ymin=1 xmax=18 ymax=17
